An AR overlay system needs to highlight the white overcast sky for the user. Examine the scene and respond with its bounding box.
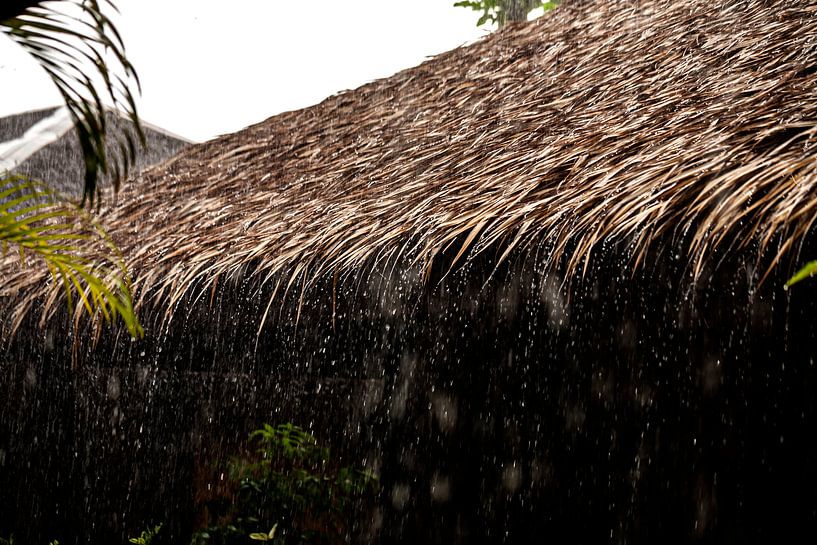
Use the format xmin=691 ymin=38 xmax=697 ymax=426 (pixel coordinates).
xmin=0 ymin=1 xmax=494 ymax=142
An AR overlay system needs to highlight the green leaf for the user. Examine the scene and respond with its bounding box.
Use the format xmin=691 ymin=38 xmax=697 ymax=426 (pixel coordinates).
xmin=455 ymin=0 xmax=559 ymax=27
xmin=786 ymin=260 xmax=817 ymax=288
xmin=0 ymin=174 xmax=143 ymax=337
xmin=248 ymin=524 xmax=278 ymax=541
xmin=127 ymin=523 xmax=162 ymax=545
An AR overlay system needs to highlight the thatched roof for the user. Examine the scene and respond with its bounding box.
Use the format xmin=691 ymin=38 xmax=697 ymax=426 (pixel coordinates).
xmin=3 ymin=0 xmax=817 ymax=336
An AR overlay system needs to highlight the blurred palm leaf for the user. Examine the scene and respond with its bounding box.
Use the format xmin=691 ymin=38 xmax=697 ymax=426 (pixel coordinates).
xmin=0 ymin=174 xmax=142 ymax=337
xmin=0 ymin=0 xmax=144 ymax=205
xmin=786 ymin=260 xmax=817 ymax=288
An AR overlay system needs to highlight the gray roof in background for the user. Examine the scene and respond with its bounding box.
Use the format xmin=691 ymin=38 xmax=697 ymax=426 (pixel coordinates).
xmin=0 ymin=107 xmax=190 ymax=198
xmin=0 ymin=107 xmax=60 ymax=142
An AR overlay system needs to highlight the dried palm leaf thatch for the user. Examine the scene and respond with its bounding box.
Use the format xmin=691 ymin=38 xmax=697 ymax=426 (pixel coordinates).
xmin=3 ymin=0 xmax=817 ymax=337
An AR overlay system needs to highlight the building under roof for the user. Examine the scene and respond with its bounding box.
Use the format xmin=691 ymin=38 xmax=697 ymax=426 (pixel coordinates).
xmin=2 ymin=1 xmax=817 ymax=543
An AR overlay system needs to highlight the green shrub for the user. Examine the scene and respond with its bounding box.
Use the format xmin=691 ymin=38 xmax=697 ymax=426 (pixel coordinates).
xmin=192 ymin=423 xmax=378 ymax=545
xmin=129 ymin=524 xmax=162 ymax=545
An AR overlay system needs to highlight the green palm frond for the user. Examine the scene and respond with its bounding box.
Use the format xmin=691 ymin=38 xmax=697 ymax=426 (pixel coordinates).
xmin=0 ymin=174 xmax=142 ymax=337
xmin=786 ymin=260 xmax=817 ymax=288
xmin=0 ymin=0 xmax=144 ymax=205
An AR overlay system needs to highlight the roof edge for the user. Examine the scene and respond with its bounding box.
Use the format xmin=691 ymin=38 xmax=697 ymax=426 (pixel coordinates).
xmin=0 ymin=106 xmax=73 ymax=172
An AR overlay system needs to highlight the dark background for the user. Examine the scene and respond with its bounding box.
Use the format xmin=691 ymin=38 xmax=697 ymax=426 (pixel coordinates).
xmin=2 ymin=239 xmax=817 ymax=545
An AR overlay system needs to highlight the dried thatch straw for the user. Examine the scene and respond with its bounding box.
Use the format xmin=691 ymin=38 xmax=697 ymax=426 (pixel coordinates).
xmin=3 ymin=0 xmax=817 ymax=336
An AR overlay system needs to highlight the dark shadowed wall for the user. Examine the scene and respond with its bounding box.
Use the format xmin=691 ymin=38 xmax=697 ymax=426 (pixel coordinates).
xmin=2 ymin=240 xmax=817 ymax=545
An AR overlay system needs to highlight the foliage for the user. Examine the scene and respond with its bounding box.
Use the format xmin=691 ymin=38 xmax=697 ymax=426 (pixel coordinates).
xmin=0 ymin=2 xmax=45 ymax=21
xmin=192 ymin=423 xmax=378 ymax=545
xmin=248 ymin=525 xmax=277 ymax=542
xmin=0 ymin=1 xmax=143 ymax=338
xmin=454 ymin=0 xmax=558 ymax=27
xmin=0 ymin=0 xmax=143 ymax=205
xmin=128 ymin=524 xmax=162 ymax=545
xmin=0 ymin=174 xmax=142 ymax=337
xmin=786 ymin=260 xmax=817 ymax=288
